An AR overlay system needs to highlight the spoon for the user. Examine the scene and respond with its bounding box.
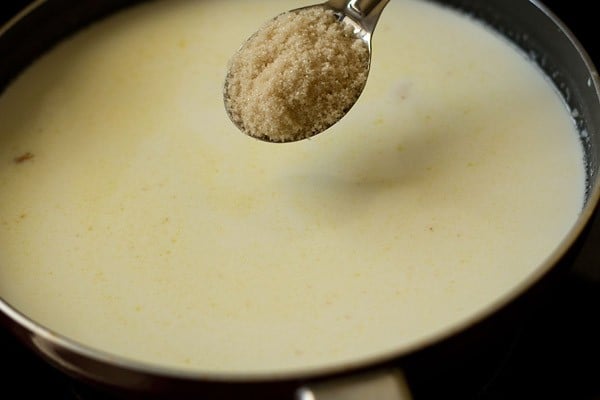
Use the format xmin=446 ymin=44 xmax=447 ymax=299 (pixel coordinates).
xmin=223 ymin=0 xmax=391 ymax=143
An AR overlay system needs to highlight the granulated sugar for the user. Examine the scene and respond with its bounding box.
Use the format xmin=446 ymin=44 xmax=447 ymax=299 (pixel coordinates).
xmin=224 ymin=7 xmax=369 ymax=142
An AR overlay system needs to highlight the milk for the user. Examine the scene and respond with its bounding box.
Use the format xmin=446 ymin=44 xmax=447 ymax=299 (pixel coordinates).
xmin=0 ymin=0 xmax=585 ymax=374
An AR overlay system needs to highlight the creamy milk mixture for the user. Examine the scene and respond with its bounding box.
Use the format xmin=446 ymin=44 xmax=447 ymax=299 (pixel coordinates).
xmin=0 ymin=0 xmax=585 ymax=374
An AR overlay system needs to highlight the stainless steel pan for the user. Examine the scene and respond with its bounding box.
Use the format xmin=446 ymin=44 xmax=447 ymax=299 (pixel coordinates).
xmin=0 ymin=1 xmax=599 ymax=398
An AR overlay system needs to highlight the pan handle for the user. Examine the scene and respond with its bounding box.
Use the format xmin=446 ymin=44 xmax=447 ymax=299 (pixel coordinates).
xmin=295 ymin=369 xmax=412 ymax=400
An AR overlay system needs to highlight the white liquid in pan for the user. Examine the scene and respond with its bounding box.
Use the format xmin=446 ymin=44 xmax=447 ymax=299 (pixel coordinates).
xmin=0 ymin=0 xmax=585 ymax=374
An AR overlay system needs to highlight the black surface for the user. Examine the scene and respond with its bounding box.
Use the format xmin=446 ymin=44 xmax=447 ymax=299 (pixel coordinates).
xmin=1 ymin=1 xmax=599 ymax=399
xmin=0 ymin=1 xmax=28 ymax=25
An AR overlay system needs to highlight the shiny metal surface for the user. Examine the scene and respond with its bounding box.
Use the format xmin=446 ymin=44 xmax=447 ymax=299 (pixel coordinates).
xmin=296 ymin=370 xmax=411 ymax=400
xmin=326 ymin=0 xmax=390 ymax=46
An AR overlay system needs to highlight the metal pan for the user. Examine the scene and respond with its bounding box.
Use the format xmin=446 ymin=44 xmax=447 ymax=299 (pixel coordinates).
xmin=0 ymin=1 xmax=599 ymax=398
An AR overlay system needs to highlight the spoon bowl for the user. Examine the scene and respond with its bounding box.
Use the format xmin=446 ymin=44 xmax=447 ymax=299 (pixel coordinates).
xmin=223 ymin=0 xmax=390 ymax=143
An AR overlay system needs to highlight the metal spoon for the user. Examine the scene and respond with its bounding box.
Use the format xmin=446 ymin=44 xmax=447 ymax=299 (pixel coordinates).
xmin=223 ymin=0 xmax=391 ymax=143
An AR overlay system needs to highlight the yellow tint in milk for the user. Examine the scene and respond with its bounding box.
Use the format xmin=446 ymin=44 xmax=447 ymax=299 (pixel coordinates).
xmin=0 ymin=0 xmax=585 ymax=374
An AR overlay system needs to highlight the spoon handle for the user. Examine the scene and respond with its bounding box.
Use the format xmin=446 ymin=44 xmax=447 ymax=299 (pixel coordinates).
xmin=326 ymin=0 xmax=390 ymax=34
xmin=349 ymin=0 xmax=390 ymax=15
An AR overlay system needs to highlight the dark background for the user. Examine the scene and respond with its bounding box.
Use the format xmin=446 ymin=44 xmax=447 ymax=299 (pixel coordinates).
xmin=1 ymin=1 xmax=599 ymax=399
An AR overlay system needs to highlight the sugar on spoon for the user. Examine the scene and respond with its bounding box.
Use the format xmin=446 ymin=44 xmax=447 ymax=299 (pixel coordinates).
xmin=223 ymin=0 xmax=391 ymax=143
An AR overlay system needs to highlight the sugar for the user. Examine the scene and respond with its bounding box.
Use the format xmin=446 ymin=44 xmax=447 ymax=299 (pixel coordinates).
xmin=224 ymin=7 xmax=369 ymax=142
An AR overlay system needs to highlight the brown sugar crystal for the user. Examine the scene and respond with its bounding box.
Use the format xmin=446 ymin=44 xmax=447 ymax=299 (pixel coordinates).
xmin=224 ymin=7 xmax=369 ymax=142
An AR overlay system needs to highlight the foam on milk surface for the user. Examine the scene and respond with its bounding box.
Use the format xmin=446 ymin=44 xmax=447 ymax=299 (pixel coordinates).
xmin=0 ymin=0 xmax=585 ymax=373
